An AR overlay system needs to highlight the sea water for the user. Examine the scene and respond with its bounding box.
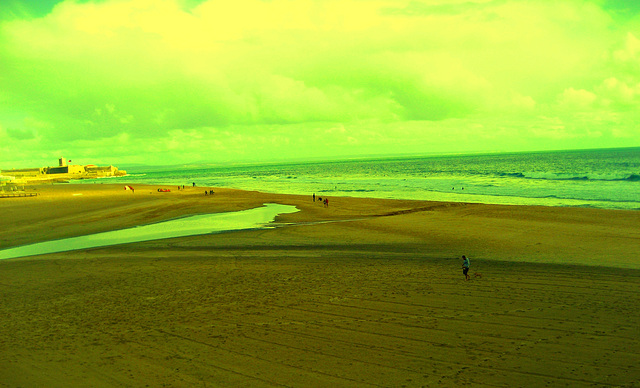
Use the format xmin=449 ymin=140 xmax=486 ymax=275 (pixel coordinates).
xmin=83 ymin=147 xmax=639 ymax=210
xmin=0 ymin=204 xmax=299 ymax=260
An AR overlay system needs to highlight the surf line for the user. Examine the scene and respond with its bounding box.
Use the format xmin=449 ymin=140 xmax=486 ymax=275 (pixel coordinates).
xmin=0 ymin=203 xmax=299 ymax=260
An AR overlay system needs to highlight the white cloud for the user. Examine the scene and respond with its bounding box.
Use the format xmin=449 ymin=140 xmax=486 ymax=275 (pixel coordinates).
xmin=598 ymin=77 xmax=640 ymax=105
xmin=559 ymin=87 xmax=598 ymax=108
xmin=613 ymin=32 xmax=640 ymax=63
xmin=510 ymin=94 xmax=537 ymax=111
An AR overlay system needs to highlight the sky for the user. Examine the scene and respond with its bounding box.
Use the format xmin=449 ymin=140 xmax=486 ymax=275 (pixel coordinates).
xmin=1 ymin=0 xmax=639 ymax=168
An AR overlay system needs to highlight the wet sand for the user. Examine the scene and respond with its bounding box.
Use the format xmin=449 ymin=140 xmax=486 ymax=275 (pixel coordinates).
xmin=1 ymin=184 xmax=639 ymax=387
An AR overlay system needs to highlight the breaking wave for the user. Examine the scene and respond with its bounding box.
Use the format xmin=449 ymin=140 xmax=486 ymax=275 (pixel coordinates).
xmin=511 ymin=172 xmax=640 ymax=182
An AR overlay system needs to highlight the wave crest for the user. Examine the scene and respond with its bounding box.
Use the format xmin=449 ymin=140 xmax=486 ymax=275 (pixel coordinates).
xmin=514 ymin=172 xmax=640 ymax=182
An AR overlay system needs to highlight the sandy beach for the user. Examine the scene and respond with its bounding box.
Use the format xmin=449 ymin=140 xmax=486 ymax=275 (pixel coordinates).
xmin=1 ymin=184 xmax=639 ymax=387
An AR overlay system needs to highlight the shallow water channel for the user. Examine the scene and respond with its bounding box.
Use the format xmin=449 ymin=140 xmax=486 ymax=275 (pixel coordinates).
xmin=0 ymin=203 xmax=299 ymax=260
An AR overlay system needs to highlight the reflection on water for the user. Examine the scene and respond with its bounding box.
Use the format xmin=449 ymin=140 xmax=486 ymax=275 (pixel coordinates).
xmin=0 ymin=203 xmax=298 ymax=260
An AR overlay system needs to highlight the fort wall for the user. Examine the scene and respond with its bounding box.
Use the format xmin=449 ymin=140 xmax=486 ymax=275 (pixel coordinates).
xmin=1 ymin=158 xmax=126 ymax=185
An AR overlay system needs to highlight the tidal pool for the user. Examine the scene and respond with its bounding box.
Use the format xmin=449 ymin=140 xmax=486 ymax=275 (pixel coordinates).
xmin=0 ymin=203 xmax=298 ymax=260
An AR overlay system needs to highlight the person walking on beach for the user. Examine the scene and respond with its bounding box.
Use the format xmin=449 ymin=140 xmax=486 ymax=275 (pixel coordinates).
xmin=462 ymin=255 xmax=470 ymax=281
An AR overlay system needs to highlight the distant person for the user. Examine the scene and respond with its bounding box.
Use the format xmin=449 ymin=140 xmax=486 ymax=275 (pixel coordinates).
xmin=192 ymin=182 xmax=196 ymax=187
xmin=462 ymin=255 xmax=470 ymax=281
xmin=324 ymin=198 xmax=329 ymax=208
xmin=313 ymin=193 xmax=316 ymax=202
xmin=204 ymin=190 xmax=208 ymax=196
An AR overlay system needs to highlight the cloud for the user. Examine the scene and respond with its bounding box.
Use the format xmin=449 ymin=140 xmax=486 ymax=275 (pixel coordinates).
xmin=613 ymin=32 xmax=640 ymax=62
xmin=559 ymin=88 xmax=598 ymax=108
xmin=598 ymin=77 xmax=640 ymax=105
xmin=0 ymin=0 xmax=639 ymax=167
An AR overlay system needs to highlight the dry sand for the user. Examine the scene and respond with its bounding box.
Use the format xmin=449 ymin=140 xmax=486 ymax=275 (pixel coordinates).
xmin=0 ymin=184 xmax=639 ymax=387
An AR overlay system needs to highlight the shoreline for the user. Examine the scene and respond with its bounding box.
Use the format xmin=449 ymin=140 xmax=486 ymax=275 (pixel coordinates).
xmin=1 ymin=183 xmax=639 ymax=269
xmin=69 ymin=176 xmax=640 ymax=211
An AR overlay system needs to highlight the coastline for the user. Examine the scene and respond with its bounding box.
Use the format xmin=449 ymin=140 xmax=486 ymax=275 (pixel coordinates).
xmin=2 ymin=183 xmax=639 ymax=269
xmin=1 ymin=183 xmax=639 ymax=386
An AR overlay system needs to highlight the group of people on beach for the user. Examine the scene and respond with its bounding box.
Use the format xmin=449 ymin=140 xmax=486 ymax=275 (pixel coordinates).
xmin=312 ymin=193 xmax=329 ymax=207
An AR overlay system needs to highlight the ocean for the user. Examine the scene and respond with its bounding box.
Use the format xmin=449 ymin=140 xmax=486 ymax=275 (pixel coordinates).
xmin=82 ymin=147 xmax=640 ymax=210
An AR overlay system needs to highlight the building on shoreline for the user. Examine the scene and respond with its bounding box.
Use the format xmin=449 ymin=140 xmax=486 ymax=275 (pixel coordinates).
xmin=0 ymin=158 xmax=126 ymax=186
